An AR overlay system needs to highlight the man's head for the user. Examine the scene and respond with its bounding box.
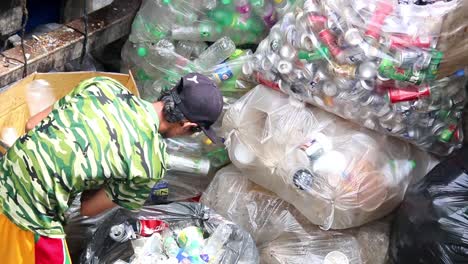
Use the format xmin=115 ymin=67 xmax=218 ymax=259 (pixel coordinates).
xmin=156 ymin=73 xmax=223 ymax=141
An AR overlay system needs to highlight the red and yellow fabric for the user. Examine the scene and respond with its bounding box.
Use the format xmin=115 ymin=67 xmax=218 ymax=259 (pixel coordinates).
xmin=0 ymin=214 xmax=71 ymax=264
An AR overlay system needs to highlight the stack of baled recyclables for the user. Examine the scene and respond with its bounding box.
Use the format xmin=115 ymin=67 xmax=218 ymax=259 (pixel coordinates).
xmin=207 ymin=0 xmax=468 ymax=263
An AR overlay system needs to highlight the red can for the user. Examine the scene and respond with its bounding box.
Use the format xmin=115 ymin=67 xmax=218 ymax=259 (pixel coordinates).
xmin=138 ymin=219 xmax=169 ymax=237
xmin=255 ymin=72 xmax=281 ymax=91
xmin=364 ymin=0 xmax=394 ymax=40
xmin=387 ymin=84 xmax=431 ymax=103
xmin=318 ymin=29 xmax=342 ymax=57
xmin=389 ymin=34 xmax=432 ymax=49
xmin=307 ymin=14 xmax=327 ymax=31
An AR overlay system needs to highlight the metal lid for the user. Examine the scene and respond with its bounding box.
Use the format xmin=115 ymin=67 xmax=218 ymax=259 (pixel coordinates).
xmin=280 ymin=44 xmax=297 ymax=61
xmin=344 ymin=28 xmax=363 ymax=46
xmin=278 ymin=60 xmax=293 ymax=74
xmin=358 ymin=61 xmax=377 ymax=80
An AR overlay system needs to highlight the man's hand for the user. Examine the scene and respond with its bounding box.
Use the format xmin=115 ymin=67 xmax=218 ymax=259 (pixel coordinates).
xmin=80 ymin=188 xmax=117 ymax=217
xmin=25 ymin=106 xmax=53 ymax=132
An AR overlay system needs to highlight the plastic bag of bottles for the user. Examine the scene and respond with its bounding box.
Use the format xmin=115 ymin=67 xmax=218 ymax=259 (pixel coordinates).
xmin=81 ymin=202 xmax=259 ymax=264
xmin=243 ymin=0 xmax=468 ymax=155
xmin=147 ymin=133 xmax=230 ymax=204
xmin=201 ymin=165 xmax=392 ymax=264
xmin=129 ymin=0 xmax=300 ymax=45
xmin=221 ymin=85 xmax=436 ymax=229
xmin=121 ymin=37 xmax=255 ymax=102
xmin=389 ymin=146 xmax=468 ymax=264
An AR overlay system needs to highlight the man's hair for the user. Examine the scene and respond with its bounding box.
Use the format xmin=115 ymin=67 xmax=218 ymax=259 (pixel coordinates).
xmin=159 ymin=92 xmax=185 ymax=123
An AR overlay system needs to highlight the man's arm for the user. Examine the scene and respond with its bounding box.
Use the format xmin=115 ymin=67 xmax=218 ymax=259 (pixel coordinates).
xmin=25 ymin=106 xmax=53 ymax=132
xmin=80 ymin=188 xmax=118 ymax=217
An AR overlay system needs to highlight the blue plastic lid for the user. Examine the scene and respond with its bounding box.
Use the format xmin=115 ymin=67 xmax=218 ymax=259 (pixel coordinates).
xmin=454 ymin=69 xmax=465 ymax=77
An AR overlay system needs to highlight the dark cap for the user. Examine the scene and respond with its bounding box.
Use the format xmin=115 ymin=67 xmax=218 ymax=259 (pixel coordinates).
xmin=170 ymin=73 xmax=223 ymax=142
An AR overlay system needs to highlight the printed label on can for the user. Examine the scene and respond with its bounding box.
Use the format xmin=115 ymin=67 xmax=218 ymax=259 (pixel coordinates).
xmin=214 ymin=64 xmax=234 ymax=82
xmin=138 ymin=219 xmax=169 ymax=237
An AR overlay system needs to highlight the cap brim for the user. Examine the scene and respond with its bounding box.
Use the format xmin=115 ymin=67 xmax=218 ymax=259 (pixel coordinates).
xmin=201 ymin=126 xmax=219 ymax=144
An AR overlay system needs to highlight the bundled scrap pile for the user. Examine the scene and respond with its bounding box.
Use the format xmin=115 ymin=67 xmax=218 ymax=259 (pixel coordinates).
xmin=64 ymin=0 xmax=468 ymax=263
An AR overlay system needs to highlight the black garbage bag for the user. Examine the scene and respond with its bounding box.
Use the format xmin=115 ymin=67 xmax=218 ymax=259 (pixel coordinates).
xmin=81 ymin=202 xmax=259 ymax=264
xmin=390 ymin=146 xmax=468 ymax=264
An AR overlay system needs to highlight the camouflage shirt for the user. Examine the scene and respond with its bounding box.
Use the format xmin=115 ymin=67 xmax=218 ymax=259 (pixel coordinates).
xmin=0 ymin=77 xmax=167 ymax=238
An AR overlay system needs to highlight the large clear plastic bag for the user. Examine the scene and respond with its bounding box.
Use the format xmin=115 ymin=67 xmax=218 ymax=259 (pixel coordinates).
xmin=201 ymin=165 xmax=391 ymax=264
xmin=121 ymin=38 xmax=255 ymax=102
xmin=389 ymin=146 xmax=468 ymax=264
xmin=81 ymin=202 xmax=259 ymax=264
xmin=243 ymin=0 xmax=467 ymax=155
xmin=129 ymin=0 xmax=300 ymax=45
xmin=221 ymin=85 xmax=436 ymax=229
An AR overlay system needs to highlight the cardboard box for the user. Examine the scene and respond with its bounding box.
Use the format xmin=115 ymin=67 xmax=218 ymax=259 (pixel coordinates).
xmin=0 ymin=71 xmax=138 ymax=154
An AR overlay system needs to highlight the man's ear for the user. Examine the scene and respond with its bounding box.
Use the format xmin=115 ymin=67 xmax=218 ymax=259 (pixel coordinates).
xmin=182 ymin=122 xmax=198 ymax=130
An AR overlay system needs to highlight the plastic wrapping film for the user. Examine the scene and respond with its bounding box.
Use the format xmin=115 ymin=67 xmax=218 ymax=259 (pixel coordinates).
xmin=121 ymin=38 xmax=255 ymax=102
xmin=129 ymin=0 xmax=301 ymax=45
xmin=389 ymin=146 xmax=468 ymax=264
xmin=242 ymin=0 xmax=468 ymax=156
xmin=221 ymin=85 xmax=437 ymax=229
xmin=201 ymin=165 xmax=391 ymax=264
xmin=80 ymin=202 xmax=259 ymax=264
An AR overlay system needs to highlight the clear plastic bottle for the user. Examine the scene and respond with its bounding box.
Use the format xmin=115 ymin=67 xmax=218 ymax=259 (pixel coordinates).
xmin=167 ymin=152 xmax=212 ymax=177
xmin=26 ymin=79 xmax=56 ymax=117
xmin=200 ymin=224 xmax=232 ymax=263
xmin=194 ymin=37 xmax=237 ymax=69
xmin=171 ymin=22 xmax=219 ymax=42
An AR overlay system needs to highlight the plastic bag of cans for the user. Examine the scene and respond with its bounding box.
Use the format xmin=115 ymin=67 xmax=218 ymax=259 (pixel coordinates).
xmin=242 ymin=0 xmax=468 ymax=155
xmin=81 ymin=202 xmax=259 ymax=264
xmin=129 ymin=0 xmax=300 ymax=45
xmin=201 ymin=165 xmax=392 ymax=264
xmin=221 ymin=85 xmax=435 ymax=229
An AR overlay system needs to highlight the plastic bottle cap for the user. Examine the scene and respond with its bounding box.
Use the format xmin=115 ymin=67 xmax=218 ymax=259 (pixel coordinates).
xmin=204 ymin=138 xmax=213 ymax=145
xmin=324 ymin=251 xmax=349 ymax=264
xmin=233 ymin=142 xmax=256 ymax=165
xmin=137 ymin=47 xmax=148 ymax=57
xmin=409 ymin=160 xmax=416 ymax=169
xmin=230 ymin=49 xmax=244 ymax=60
xmin=454 ymin=69 xmax=465 ymax=77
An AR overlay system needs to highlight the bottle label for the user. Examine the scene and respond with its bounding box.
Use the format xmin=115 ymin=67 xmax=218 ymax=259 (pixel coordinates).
xmin=214 ymin=64 xmax=234 ymax=82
